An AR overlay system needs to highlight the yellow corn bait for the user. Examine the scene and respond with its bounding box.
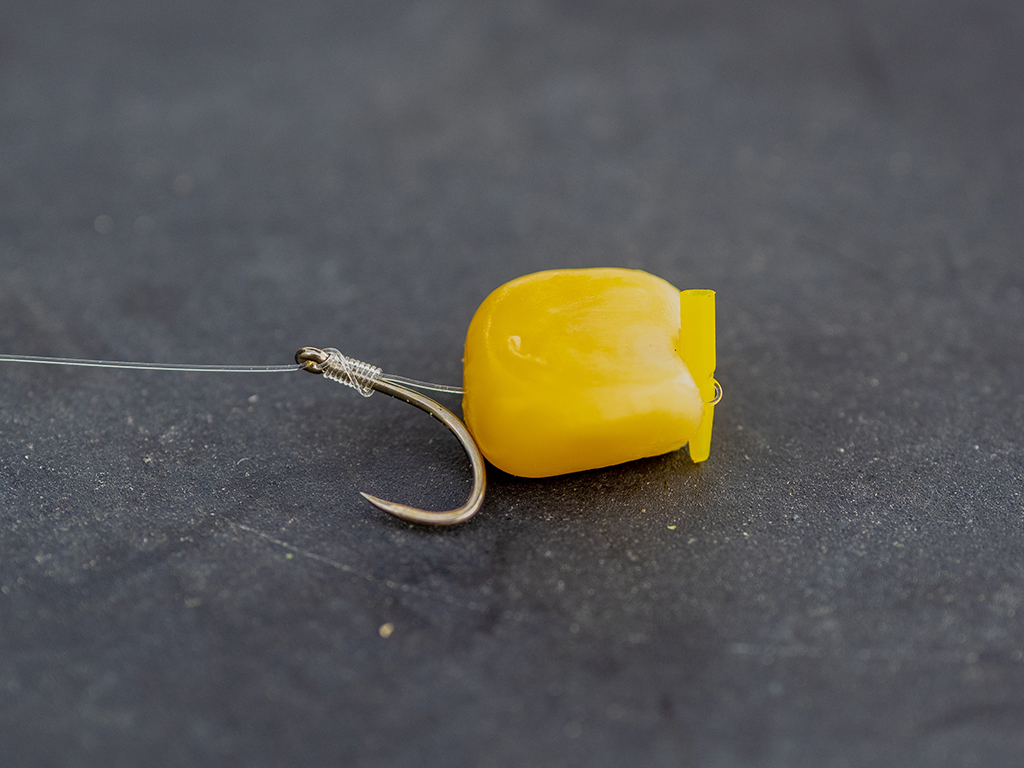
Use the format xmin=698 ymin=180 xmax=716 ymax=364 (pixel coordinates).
xmin=463 ymin=268 xmax=717 ymax=477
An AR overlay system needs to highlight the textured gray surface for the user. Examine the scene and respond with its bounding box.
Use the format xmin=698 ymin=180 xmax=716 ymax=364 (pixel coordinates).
xmin=2 ymin=0 xmax=1024 ymax=765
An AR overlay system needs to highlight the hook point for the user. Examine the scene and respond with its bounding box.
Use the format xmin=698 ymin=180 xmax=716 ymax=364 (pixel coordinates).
xmin=360 ymin=489 xmax=484 ymax=527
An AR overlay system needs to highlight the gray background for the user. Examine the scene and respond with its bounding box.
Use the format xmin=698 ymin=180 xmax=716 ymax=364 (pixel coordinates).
xmin=2 ymin=0 xmax=1023 ymax=765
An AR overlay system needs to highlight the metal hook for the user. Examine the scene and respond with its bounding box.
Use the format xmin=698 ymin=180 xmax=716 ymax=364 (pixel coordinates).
xmin=296 ymin=347 xmax=486 ymax=526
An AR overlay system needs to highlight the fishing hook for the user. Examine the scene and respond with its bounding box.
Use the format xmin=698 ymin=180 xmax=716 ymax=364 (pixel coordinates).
xmin=296 ymin=346 xmax=486 ymax=526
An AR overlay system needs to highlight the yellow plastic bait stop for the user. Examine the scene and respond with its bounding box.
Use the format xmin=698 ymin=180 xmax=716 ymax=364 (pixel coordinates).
xmin=0 ymin=268 xmax=719 ymax=526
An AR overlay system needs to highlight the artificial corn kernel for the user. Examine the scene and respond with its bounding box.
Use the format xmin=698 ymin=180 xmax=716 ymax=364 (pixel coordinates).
xmin=463 ymin=268 xmax=715 ymax=478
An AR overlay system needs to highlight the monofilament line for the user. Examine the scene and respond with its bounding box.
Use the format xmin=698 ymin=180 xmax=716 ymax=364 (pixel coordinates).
xmin=384 ymin=375 xmax=463 ymax=395
xmin=0 ymin=353 xmax=302 ymax=373
xmin=0 ymin=352 xmax=464 ymax=393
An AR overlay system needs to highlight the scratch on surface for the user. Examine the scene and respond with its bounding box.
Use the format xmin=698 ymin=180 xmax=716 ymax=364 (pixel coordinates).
xmin=728 ymin=642 xmax=1020 ymax=664
xmin=232 ymin=523 xmax=487 ymax=611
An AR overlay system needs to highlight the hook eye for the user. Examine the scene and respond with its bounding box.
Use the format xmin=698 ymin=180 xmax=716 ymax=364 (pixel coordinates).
xmin=295 ymin=346 xmax=331 ymax=373
xmin=361 ymin=380 xmax=486 ymax=525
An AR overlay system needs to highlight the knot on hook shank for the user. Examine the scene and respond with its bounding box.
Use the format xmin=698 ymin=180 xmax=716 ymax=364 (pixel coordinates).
xmin=295 ymin=347 xmax=382 ymax=397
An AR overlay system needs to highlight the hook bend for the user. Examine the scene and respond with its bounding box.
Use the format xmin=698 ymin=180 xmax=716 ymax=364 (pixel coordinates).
xmin=297 ymin=347 xmax=486 ymax=526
